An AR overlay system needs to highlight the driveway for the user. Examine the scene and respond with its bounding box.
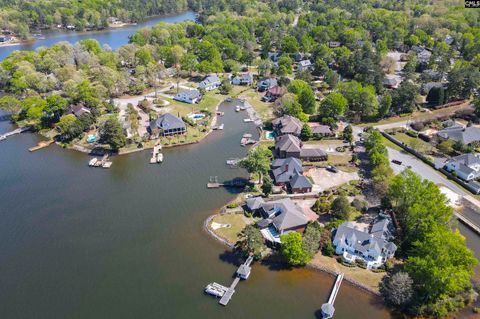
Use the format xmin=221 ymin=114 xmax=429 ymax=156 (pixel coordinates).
xmin=374 ymin=120 xmax=410 ymax=131
xmin=387 ymin=147 xmax=467 ymax=196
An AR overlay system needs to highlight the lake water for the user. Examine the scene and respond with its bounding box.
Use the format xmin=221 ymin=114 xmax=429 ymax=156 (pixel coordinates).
xmin=0 ymin=11 xmax=196 ymax=61
xmin=0 ymin=103 xmax=392 ymax=319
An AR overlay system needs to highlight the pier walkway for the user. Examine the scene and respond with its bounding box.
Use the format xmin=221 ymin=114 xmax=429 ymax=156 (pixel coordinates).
xmin=321 ymin=273 xmax=344 ymax=319
xmin=206 ymin=255 xmax=254 ymax=306
xmin=0 ymin=126 xmax=30 ymax=141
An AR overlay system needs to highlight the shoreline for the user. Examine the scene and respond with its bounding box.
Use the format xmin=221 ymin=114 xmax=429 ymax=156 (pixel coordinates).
xmin=203 ymin=210 xmax=383 ymax=298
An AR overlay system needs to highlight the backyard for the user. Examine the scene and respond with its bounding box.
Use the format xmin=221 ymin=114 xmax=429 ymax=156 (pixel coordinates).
xmin=209 ymin=213 xmax=253 ymax=244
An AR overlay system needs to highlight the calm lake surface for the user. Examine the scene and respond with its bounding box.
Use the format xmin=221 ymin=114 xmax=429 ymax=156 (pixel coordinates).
xmin=0 ymin=103 xmax=392 ymax=319
xmin=0 ymin=11 xmax=196 ymax=61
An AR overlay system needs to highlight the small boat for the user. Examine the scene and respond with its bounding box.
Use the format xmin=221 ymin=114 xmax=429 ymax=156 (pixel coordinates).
xmin=0 ymin=135 xmax=6 ymax=141
xmin=157 ymin=153 xmax=164 ymax=163
xmin=88 ymin=158 xmax=98 ymax=166
xmin=212 ymin=125 xmax=219 ymax=130
xmin=226 ymin=158 xmax=240 ymax=166
xmin=243 ymin=118 xmax=253 ymax=123
xmin=226 ymin=97 xmax=232 ymax=102
xmin=240 ymin=105 xmax=247 ymax=110
xmin=218 ymin=124 xmax=224 ymax=130
xmin=242 ymin=133 xmax=252 ymax=138
xmin=235 ymin=105 xmax=240 ymax=112
xmin=216 ymin=111 xmax=224 ymax=116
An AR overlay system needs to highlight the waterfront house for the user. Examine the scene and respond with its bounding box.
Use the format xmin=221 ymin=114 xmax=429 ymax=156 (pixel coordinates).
xmin=271 ymin=157 xmax=312 ymax=193
xmin=445 ymin=154 xmax=480 ymax=181
xmin=149 ymin=113 xmax=186 ymax=137
xmin=262 ymin=85 xmax=287 ymax=102
xmin=332 ymin=220 xmax=397 ymax=269
xmin=257 ymin=78 xmax=278 ymax=92
xmin=174 ymin=89 xmax=202 ymax=104
xmin=308 ymin=123 xmax=334 ymax=138
xmin=274 ymin=134 xmax=327 ymax=161
xmin=198 ymin=75 xmax=221 ymax=91
xmin=252 ymin=197 xmax=309 ymax=243
xmin=297 ymin=59 xmax=312 ymax=71
xmin=272 ymin=115 xmax=303 ymax=136
xmin=231 ymin=73 xmax=253 ymax=86
xmin=68 ymin=103 xmax=91 ymax=117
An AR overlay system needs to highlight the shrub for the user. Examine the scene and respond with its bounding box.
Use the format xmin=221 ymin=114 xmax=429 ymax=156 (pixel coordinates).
xmin=406 ymin=130 xmax=418 ymax=138
xmin=227 ymin=202 xmax=239 ymax=209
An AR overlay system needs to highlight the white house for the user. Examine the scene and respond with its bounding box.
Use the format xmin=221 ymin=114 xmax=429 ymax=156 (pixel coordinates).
xmin=445 ymin=154 xmax=480 ymax=181
xmin=297 ymin=59 xmax=312 ymax=71
xmin=332 ymin=220 xmax=397 ymax=269
xmin=231 ymin=73 xmax=253 ymax=86
xmin=198 ymin=75 xmax=221 ymax=91
xmin=173 ymin=89 xmax=202 ymax=104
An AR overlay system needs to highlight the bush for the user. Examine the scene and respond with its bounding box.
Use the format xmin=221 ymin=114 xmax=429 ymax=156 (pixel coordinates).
xmin=356 ymin=259 xmax=367 ymax=269
xmin=351 ymin=198 xmax=368 ymax=212
xmin=335 ymin=146 xmax=346 ymax=152
xmin=406 ymin=130 xmax=418 ymax=138
xmin=227 ymin=202 xmax=239 ymax=209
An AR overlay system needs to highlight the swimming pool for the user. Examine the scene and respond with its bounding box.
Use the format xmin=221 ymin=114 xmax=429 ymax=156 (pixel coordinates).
xmin=265 ymin=131 xmax=275 ymax=140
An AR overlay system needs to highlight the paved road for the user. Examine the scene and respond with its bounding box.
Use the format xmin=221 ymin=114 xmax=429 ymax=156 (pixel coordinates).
xmin=387 ymin=147 xmax=468 ymax=196
xmin=374 ymin=120 xmax=410 ymax=131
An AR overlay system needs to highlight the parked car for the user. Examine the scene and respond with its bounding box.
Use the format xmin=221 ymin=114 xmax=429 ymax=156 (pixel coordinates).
xmin=392 ymin=159 xmax=402 ymax=165
xmin=326 ymin=165 xmax=338 ymax=173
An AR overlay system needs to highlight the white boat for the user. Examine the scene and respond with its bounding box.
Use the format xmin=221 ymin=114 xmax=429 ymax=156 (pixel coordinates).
xmin=243 ymin=118 xmax=253 ymax=123
xmin=240 ymin=105 xmax=247 ymax=110
xmin=157 ymin=153 xmax=164 ymax=163
xmin=242 ymin=133 xmax=252 ymax=138
xmin=205 ymin=283 xmax=227 ymax=298
xmin=0 ymin=135 xmax=6 ymax=141
xmin=218 ymin=124 xmax=224 ymax=130
xmin=235 ymin=106 xmax=240 ymax=112
xmin=88 ymin=158 xmax=98 ymax=166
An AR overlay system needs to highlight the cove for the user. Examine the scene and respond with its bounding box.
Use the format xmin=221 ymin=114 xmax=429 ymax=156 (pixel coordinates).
xmin=0 ymin=103 xmax=392 ymax=318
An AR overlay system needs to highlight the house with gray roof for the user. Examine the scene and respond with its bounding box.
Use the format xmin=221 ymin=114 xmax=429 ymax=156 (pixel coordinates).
xmin=445 ymin=153 xmax=480 ymax=181
xmin=297 ymin=59 xmax=312 ymax=71
xmin=257 ymin=78 xmax=277 ymax=92
xmin=333 ymin=219 xmax=397 ymax=269
xmin=271 ymin=157 xmax=312 ymax=193
xmin=198 ymin=75 xmax=221 ymax=91
xmin=253 ymin=197 xmax=310 ymax=243
xmin=275 ymin=134 xmax=327 ymax=161
xmin=149 ymin=113 xmax=186 ymax=137
xmin=272 ymin=115 xmax=303 ymax=136
xmin=437 ymin=127 xmax=480 ymax=145
xmin=308 ymin=123 xmax=334 ymax=137
xmin=231 ymin=73 xmax=253 ymax=86
xmin=174 ymin=89 xmax=202 ymax=104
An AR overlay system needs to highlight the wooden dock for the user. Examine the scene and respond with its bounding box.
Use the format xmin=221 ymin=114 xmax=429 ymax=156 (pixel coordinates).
xmin=29 ymin=140 xmax=54 ymax=152
xmin=205 ymin=255 xmax=254 ymax=306
xmin=0 ymin=126 xmax=30 ymax=141
xmin=321 ymin=273 xmax=344 ymax=319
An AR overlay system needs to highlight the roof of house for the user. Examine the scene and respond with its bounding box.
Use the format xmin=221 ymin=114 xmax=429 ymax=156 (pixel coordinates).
xmin=298 ymin=59 xmax=312 ymax=67
xmin=289 ymin=174 xmax=312 ymax=190
xmin=310 ymin=124 xmax=332 ymax=135
xmin=232 ymin=73 xmax=253 ymax=83
xmin=334 ymin=221 xmax=397 ymax=256
xmin=199 ymin=75 xmax=221 ymax=87
xmin=150 ymin=113 xmax=186 ymax=131
xmin=257 ymin=78 xmax=277 ymax=88
xmin=370 ymin=218 xmax=393 ymax=240
xmin=176 ymin=89 xmax=201 ymax=99
xmin=271 ymin=157 xmax=303 ymax=183
xmin=449 ymin=153 xmax=480 ymax=167
xmin=422 ymin=82 xmax=444 ymax=94
xmin=275 ymin=134 xmax=302 ymax=153
xmin=300 ymin=148 xmax=327 ymax=158
xmin=272 ymin=115 xmax=303 ymax=135
xmin=246 ymin=196 xmax=265 ymax=211
xmin=383 ymin=77 xmax=399 ymax=86
xmin=267 ymin=85 xmax=287 ymax=96
xmin=437 ymin=127 xmax=480 ymax=145
xmin=69 ymin=103 xmax=91 ymax=117
xmin=261 ymin=198 xmax=309 ymax=231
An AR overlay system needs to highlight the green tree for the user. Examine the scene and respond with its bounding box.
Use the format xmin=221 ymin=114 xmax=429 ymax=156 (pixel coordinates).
xmin=380 ymin=272 xmax=413 ymax=307
xmin=261 ymin=175 xmax=273 ymax=196
xmin=239 ymin=146 xmax=272 ymax=183
xmin=99 ymin=116 xmax=126 ymax=150
xmin=0 ymin=96 xmax=21 ymax=114
xmin=391 ymin=81 xmax=418 ymax=114
xmin=300 ymin=123 xmax=312 ymax=141
xmin=379 ymin=93 xmax=392 ymax=118
xmin=343 ymin=125 xmax=353 ymax=145
xmin=280 ymin=232 xmax=310 ymax=266
xmin=330 ymin=195 xmax=351 ymax=220
xmin=302 ymin=222 xmax=323 ymax=258
xmin=319 ymin=92 xmax=347 ymax=119
xmin=237 ymin=225 xmax=267 ymax=260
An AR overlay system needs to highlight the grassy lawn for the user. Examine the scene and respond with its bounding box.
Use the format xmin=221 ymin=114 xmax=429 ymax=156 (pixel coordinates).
xmin=381 ymin=135 xmax=403 ymax=151
xmin=391 ymin=132 xmax=434 ymax=153
xmin=237 ymin=88 xmax=274 ymax=120
xmin=210 ymin=213 xmax=253 ymax=244
xmin=164 ymin=91 xmax=223 ymax=117
xmin=360 ymin=101 xmax=473 ymax=127
xmin=310 ymin=253 xmax=385 ymax=293
xmin=327 ymin=154 xmax=353 ymax=165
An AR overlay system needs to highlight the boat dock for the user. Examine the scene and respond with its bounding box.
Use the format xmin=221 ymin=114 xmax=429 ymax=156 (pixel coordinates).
xmin=150 ymin=144 xmax=163 ymax=164
xmin=207 ymin=176 xmax=248 ymax=189
xmin=29 ymin=140 xmax=54 ymax=152
xmin=205 ymin=255 xmax=254 ymax=306
xmin=455 ymin=212 xmax=480 ymax=235
xmin=88 ymin=154 xmax=112 ymax=168
xmin=321 ymin=273 xmax=344 ymax=319
xmin=0 ymin=126 xmax=30 ymax=141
